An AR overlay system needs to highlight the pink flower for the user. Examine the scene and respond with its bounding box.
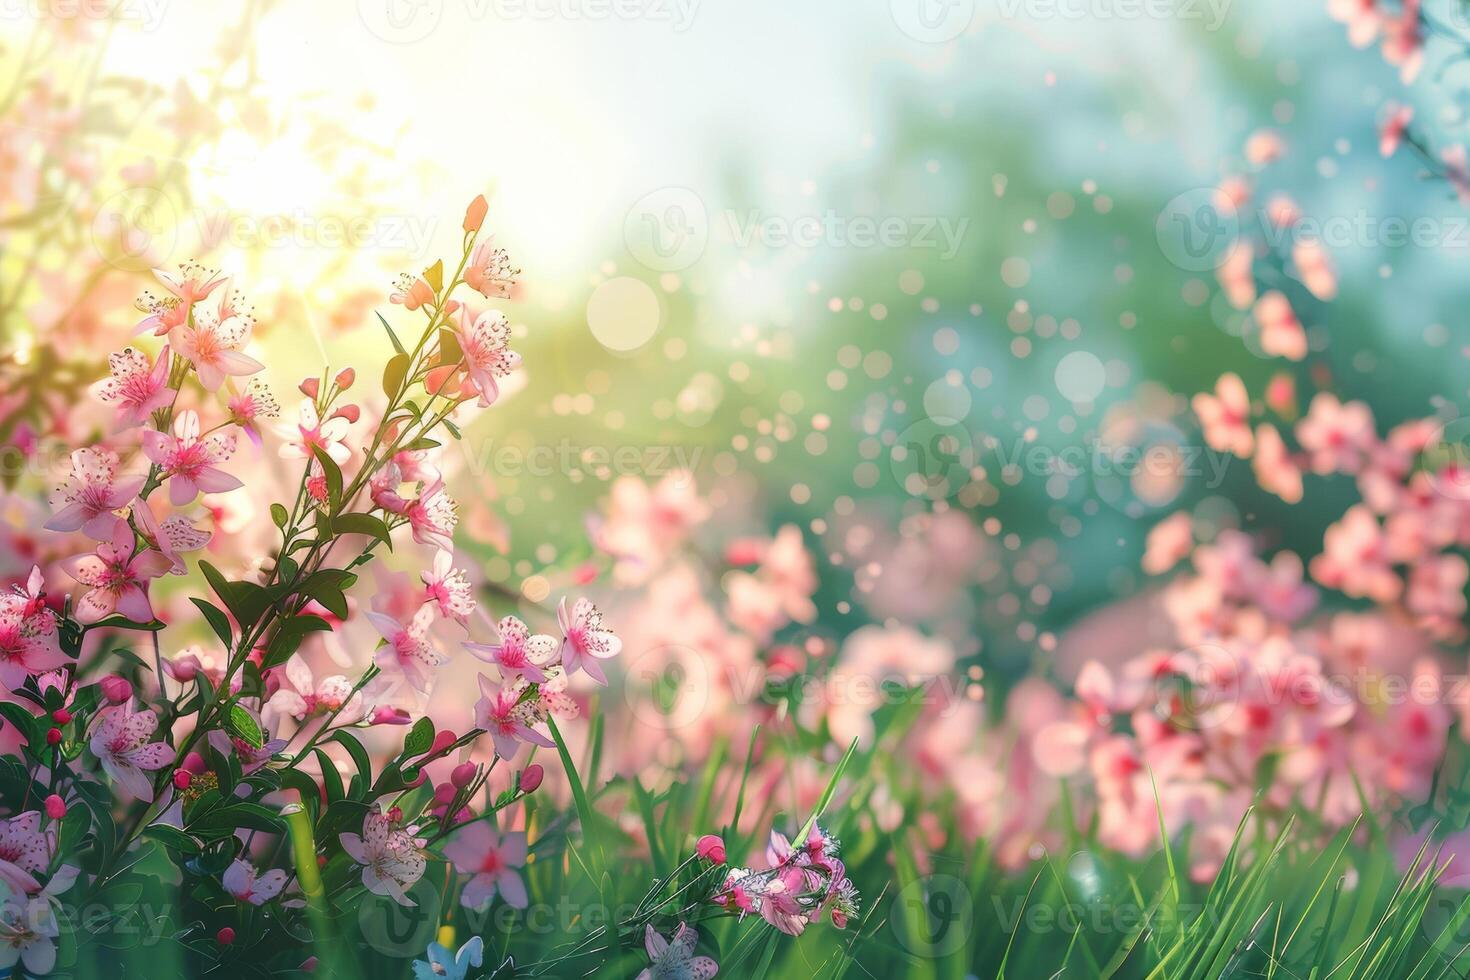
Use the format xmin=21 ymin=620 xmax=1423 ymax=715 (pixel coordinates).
xmin=696 ymin=835 xmax=727 ymax=864
xmin=465 ymin=615 xmax=557 ymax=683
xmin=420 ymin=551 xmax=476 ymax=624
xmin=443 ymin=823 xmax=528 ymax=910
xmin=0 ymin=568 xmax=64 ymax=690
xmin=451 ymin=307 xmax=520 ymax=408
xmin=473 ymin=674 xmax=554 ymax=760
xmin=1142 ymin=511 xmax=1192 ymax=575
xmin=44 ymin=448 xmax=145 ymax=540
xmin=339 ymin=807 xmax=426 ymax=907
xmin=1380 ymin=102 xmax=1412 ymax=157
xmin=1252 ymin=424 xmax=1304 ymax=504
xmin=88 ymin=702 xmax=172 ymax=801
xmin=1254 ymin=291 xmax=1307 ymax=361
xmin=557 ymin=597 xmax=622 ymax=685
xmin=0 ymin=892 xmax=60 ymax=976
xmin=222 ymin=859 xmax=288 ymax=906
xmin=390 ymin=275 xmax=434 ymax=310
xmin=227 ymin=378 xmax=280 ymax=448
xmin=142 ymin=409 xmax=242 ymax=505
xmin=1192 ymin=373 xmax=1253 ymax=457
xmin=367 ymin=607 xmax=446 ymax=693
xmin=636 ymin=923 xmax=718 ymax=980
xmin=1292 ymin=240 xmax=1336 ymax=302
xmin=90 ymin=346 xmax=173 ymax=427
xmin=134 ymin=263 xmax=227 ymax=336
xmin=406 ymin=479 xmax=458 ymax=552
xmin=1296 ymin=393 xmax=1376 ymax=475
xmin=1380 ymin=0 xmax=1423 ymax=84
xmin=0 ymin=813 xmax=50 ymax=897
xmin=1311 ymin=505 xmax=1401 ymax=602
xmin=60 ymin=523 xmax=172 ymax=624
xmin=132 ymin=500 xmax=210 ymax=575
xmin=170 ymin=311 xmax=263 ymax=392
xmin=1407 ymin=555 xmax=1468 ymax=629
xmin=277 ymin=399 xmax=351 ymax=466
xmin=1217 ymin=240 xmax=1255 ymax=310
xmin=463 ymin=239 xmax=517 ymax=300
xmin=1327 ymin=0 xmax=1380 ymax=48
xmin=265 ymin=655 xmax=359 ymax=724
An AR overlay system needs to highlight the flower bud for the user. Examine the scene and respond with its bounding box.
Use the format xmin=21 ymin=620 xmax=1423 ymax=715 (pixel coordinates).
xmin=44 ymin=795 xmax=65 ymax=820
xmin=519 ymin=764 xmax=544 ymax=794
xmin=451 ymin=762 xmax=478 ymax=789
xmin=183 ymin=751 xmax=208 ymax=774
xmin=463 ymin=194 xmax=489 ymax=233
xmin=388 ymin=806 xmax=403 ymax=824
xmin=99 ymin=674 xmax=132 ymax=703
xmin=334 ymin=368 xmax=356 ymax=391
xmin=371 ymin=706 xmax=412 ymax=726
xmin=299 ymin=377 xmax=320 ymax=399
xmin=50 ymin=708 xmax=71 ymax=725
xmin=301 ymin=957 xmax=319 ymax=973
xmin=45 ymin=728 xmax=62 ymax=746
xmin=216 ymin=927 xmax=235 ymax=946
xmin=696 ymin=834 xmax=726 ymax=864
xmin=433 ymin=782 xmax=457 ymax=804
xmin=330 ymin=404 xmax=360 ymax=424
xmin=173 ymin=770 xmax=192 ymax=791
xmin=428 ymin=730 xmax=457 ymax=757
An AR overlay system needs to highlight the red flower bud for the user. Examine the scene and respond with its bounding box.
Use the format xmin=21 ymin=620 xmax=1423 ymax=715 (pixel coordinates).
xmin=299 ymin=377 xmax=320 ymax=399
xmin=428 ymin=730 xmax=456 ymax=757
xmin=371 ymin=706 xmax=412 ymax=726
xmin=334 ymin=368 xmax=356 ymax=391
xmin=99 ymin=674 xmax=132 ymax=703
xmin=330 ymin=404 xmax=360 ymax=424
xmin=463 ymin=194 xmax=489 ymax=233
xmin=183 ymin=751 xmax=208 ymax=774
xmin=173 ymin=770 xmax=192 ymax=790
xmin=433 ymin=782 xmax=457 ymax=804
xmin=44 ymin=795 xmax=65 ymax=820
xmin=696 ymin=834 xmax=727 ymax=864
xmin=216 ymin=927 xmax=235 ymax=946
xmin=301 ymin=957 xmax=319 ymax=973
xmin=451 ymin=762 xmax=477 ymax=789
xmin=50 ymin=708 xmax=71 ymax=725
xmin=519 ymin=764 xmax=544 ymax=794
xmin=45 ymin=728 xmax=61 ymax=745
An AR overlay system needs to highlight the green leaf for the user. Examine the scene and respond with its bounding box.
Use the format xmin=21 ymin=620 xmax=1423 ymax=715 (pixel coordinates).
xmin=198 ymin=560 xmax=272 ymax=631
xmin=382 ymin=351 xmax=411 ymax=399
xmin=438 ymin=327 xmax=463 ymax=365
xmin=226 ymin=704 xmax=264 ymax=749
xmin=271 ymin=503 xmax=290 ymax=528
xmin=263 ymin=614 xmax=333 ymax=669
xmin=295 ymin=569 xmax=357 ymax=620
xmin=331 ymin=731 xmax=373 ymax=796
xmin=331 ymin=513 xmax=394 ymax=550
xmin=376 ymin=311 xmax=406 ymax=355
xmin=190 ymin=598 xmax=233 ymax=648
xmin=310 ymin=445 xmax=344 ymax=514
xmin=402 ymin=717 xmax=435 ymax=758
xmin=143 ymin=825 xmax=202 ymax=855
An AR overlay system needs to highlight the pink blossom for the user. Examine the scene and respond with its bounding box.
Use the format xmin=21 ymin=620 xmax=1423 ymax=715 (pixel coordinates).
xmin=1380 ymin=0 xmax=1423 ymax=83
xmin=636 ymin=923 xmax=718 ymax=980
xmin=406 ymin=479 xmax=458 ymax=552
xmin=451 ymin=307 xmax=520 ymax=408
xmin=226 ymin=378 xmax=280 ymax=448
xmin=1379 ymin=102 xmax=1412 ymax=157
xmin=1292 ymin=240 xmax=1337 ymax=301
xmin=557 ymin=596 xmax=622 ymax=685
xmin=0 ymin=568 xmax=65 ymax=689
xmin=134 ymin=262 xmax=227 ymax=336
xmin=170 ymin=311 xmax=263 ymax=391
xmin=0 ymin=892 xmax=60 ymax=976
xmin=222 ymin=859 xmax=288 ymax=906
xmin=474 ymin=674 xmax=555 ymax=759
xmin=339 ymin=807 xmax=426 ymax=906
xmin=277 ymin=399 xmax=351 ymax=466
xmin=0 ymin=813 xmax=50 ymax=897
xmin=1192 ymin=373 xmax=1253 ymax=457
xmin=142 ymin=409 xmax=242 ymax=505
xmin=443 ymin=823 xmax=528 ymax=910
xmin=1252 ymin=424 xmax=1303 ymax=504
xmin=132 ymin=500 xmax=210 ymax=575
xmin=465 ymin=615 xmax=557 ymax=683
xmin=88 ymin=702 xmax=172 ymax=801
xmin=60 ymin=523 xmax=172 ymax=624
xmin=463 ymin=239 xmax=517 ymax=300
xmin=44 ymin=448 xmax=145 ymax=540
xmin=1296 ymin=393 xmax=1375 ymax=475
xmin=265 ymin=655 xmax=359 ymax=724
xmin=1142 ymin=512 xmax=1193 ymax=575
xmin=1311 ymin=505 xmax=1401 ymax=602
xmin=90 ymin=346 xmax=173 ymax=427
xmin=1216 ymin=240 xmax=1255 ymax=309
xmin=1406 ymin=555 xmax=1468 ymax=631
xmin=1254 ymin=291 xmax=1307 ymax=361
xmin=367 ymin=606 xmax=446 ymax=693
xmin=1244 ymin=129 xmax=1285 ymax=166
xmin=420 ymin=551 xmax=476 ymax=624
xmin=1327 ymin=0 xmax=1380 ymax=48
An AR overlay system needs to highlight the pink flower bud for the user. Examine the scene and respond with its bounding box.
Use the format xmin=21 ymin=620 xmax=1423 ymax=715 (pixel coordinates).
xmin=519 ymin=764 xmax=544 ymax=794
xmin=433 ymin=782 xmax=457 ymax=804
xmin=301 ymin=957 xmax=319 ymax=973
xmin=99 ymin=674 xmax=132 ymax=703
xmin=387 ymin=806 xmax=403 ymax=824
xmin=216 ymin=927 xmax=235 ymax=946
xmin=50 ymin=708 xmax=71 ymax=725
xmin=405 ymin=768 xmax=428 ymax=788
xmin=463 ymin=194 xmax=489 ymax=233
xmin=173 ymin=770 xmax=192 ymax=790
xmin=371 ymin=706 xmax=412 ymax=726
xmin=334 ymin=368 xmax=356 ymax=391
xmin=183 ymin=751 xmax=208 ymax=774
xmin=44 ymin=795 xmax=65 ymax=820
xmin=331 ymin=404 xmax=360 ymax=424
xmin=299 ymin=377 xmax=320 ymax=399
xmin=696 ymin=834 xmax=727 ymax=864
xmin=45 ymin=728 xmax=61 ymax=746
xmin=428 ymin=730 xmax=457 ymax=756
xmin=451 ymin=762 xmax=477 ymax=789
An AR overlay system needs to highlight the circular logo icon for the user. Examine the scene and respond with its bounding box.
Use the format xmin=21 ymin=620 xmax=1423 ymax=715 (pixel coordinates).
xmin=892 ymin=873 xmax=972 ymax=958
xmin=624 ymin=188 xmax=708 ymax=272
xmin=889 ymin=417 xmax=975 ymax=500
xmin=622 ymin=643 xmax=713 ymax=731
xmin=1425 ymin=417 xmax=1470 ymax=502
xmin=358 ymin=0 xmax=444 ymax=43
xmin=1155 ymin=188 xmax=1239 ymax=272
xmin=89 ymin=186 xmax=179 ymax=273
xmin=357 ymin=877 xmax=442 ymax=956
xmin=1150 ymin=643 xmax=1243 ymax=734
xmin=890 ymin=0 xmax=974 ymax=43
